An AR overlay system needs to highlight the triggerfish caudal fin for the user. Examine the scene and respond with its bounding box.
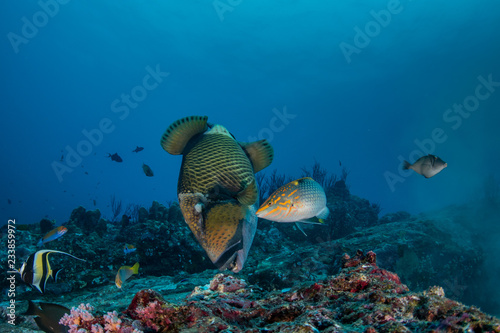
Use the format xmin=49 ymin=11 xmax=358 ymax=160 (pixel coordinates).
xmin=17 ymin=250 xmax=86 ymax=294
xmin=24 ymin=300 xmax=70 ymax=333
xmin=37 ymin=226 xmax=67 ymax=247
xmin=162 ymin=116 xmax=273 ymax=272
xmin=115 ymin=262 xmax=139 ymax=289
xmin=257 ymin=177 xmax=329 ymax=223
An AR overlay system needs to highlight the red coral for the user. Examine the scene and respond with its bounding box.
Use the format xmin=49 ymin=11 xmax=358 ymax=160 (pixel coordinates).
xmin=125 ymin=289 xmax=176 ymax=332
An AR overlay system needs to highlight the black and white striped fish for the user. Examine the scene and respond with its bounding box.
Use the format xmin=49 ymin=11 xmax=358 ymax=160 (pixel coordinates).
xmin=17 ymin=250 xmax=85 ymax=293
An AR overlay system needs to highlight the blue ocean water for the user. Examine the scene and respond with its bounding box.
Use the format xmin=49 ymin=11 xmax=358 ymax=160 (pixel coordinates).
xmin=1 ymin=0 xmax=499 ymax=226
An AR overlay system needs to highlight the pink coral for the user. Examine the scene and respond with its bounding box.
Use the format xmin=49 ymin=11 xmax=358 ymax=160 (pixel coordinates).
xmin=59 ymin=303 xmax=141 ymax=333
xmin=60 ymin=303 xmax=96 ymax=333
xmin=209 ymin=273 xmax=247 ymax=292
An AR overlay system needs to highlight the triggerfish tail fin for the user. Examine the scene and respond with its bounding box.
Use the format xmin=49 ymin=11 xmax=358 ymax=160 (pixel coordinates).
xmin=236 ymin=179 xmax=258 ymax=206
xmin=161 ymin=115 xmax=208 ymax=155
xmin=402 ymin=160 xmax=412 ymax=170
xmin=239 ymin=140 xmax=274 ymax=173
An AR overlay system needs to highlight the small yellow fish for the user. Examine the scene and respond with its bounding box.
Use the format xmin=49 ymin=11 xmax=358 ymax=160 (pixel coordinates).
xmin=115 ymin=262 xmax=139 ymax=289
xmin=256 ymin=177 xmax=329 ymax=224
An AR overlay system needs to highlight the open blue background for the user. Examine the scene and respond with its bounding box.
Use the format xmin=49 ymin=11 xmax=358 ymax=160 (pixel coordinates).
xmin=1 ymin=0 xmax=499 ymax=225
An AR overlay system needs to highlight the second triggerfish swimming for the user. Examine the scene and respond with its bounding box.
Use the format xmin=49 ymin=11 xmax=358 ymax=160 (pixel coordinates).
xmin=256 ymin=177 xmax=329 ymax=234
xmin=37 ymin=226 xmax=67 ymax=247
xmin=115 ymin=262 xmax=139 ymax=289
xmin=403 ymin=154 xmax=447 ymax=178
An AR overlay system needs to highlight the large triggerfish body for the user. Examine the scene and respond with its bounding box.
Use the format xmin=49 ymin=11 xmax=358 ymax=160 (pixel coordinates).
xmin=161 ymin=116 xmax=273 ymax=272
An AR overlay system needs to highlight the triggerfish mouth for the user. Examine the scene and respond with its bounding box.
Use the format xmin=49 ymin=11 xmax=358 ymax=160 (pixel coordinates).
xmin=161 ymin=116 xmax=273 ymax=272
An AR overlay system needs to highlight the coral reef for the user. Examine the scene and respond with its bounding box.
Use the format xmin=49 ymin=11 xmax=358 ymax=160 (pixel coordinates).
xmin=44 ymin=251 xmax=500 ymax=332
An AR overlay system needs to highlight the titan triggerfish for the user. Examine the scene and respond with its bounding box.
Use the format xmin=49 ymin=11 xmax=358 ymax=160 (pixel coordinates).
xmin=161 ymin=116 xmax=273 ymax=272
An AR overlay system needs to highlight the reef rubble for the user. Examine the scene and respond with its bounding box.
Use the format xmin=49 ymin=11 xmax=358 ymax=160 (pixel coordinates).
xmin=5 ymin=250 xmax=500 ymax=332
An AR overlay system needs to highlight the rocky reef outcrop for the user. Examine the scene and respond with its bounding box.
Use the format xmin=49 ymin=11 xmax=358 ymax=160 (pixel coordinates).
xmin=8 ymin=250 xmax=499 ymax=332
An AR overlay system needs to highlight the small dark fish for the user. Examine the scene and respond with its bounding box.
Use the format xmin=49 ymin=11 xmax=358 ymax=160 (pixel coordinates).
xmin=142 ymin=163 xmax=154 ymax=177
xmin=7 ymin=199 xmax=11 ymax=204
xmin=93 ymin=199 xmax=96 ymax=206
xmin=108 ymin=153 xmax=123 ymax=163
xmin=403 ymin=154 xmax=447 ymax=178
xmin=60 ymin=155 xmax=64 ymax=162
xmin=84 ymin=171 xmax=88 ymax=175
xmin=24 ymin=300 xmax=70 ymax=333
xmin=17 ymin=250 xmax=86 ymax=293
xmin=339 ymin=160 xmax=342 ymax=166
xmin=132 ymin=146 xmax=144 ymax=153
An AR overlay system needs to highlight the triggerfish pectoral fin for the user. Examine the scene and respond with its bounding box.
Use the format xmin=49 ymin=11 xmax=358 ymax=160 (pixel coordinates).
xmin=239 ymin=140 xmax=274 ymax=173
xmin=236 ymin=179 xmax=258 ymax=206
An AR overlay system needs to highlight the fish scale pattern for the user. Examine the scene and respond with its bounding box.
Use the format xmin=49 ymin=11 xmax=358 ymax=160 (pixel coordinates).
xmin=179 ymin=133 xmax=257 ymax=204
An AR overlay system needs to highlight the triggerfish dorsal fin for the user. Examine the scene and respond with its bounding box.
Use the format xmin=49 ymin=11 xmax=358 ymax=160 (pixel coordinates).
xmin=239 ymin=140 xmax=274 ymax=173
xmin=161 ymin=115 xmax=208 ymax=155
xmin=236 ymin=179 xmax=258 ymax=206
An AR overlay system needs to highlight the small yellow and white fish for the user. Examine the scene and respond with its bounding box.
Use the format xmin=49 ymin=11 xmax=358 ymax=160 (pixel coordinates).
xmin=403 ymin=154 xmax=447 ymax=178
xmin=123 ymin=244 xmax=136 ymax=255
xmin=115 ymin=262 xmax=139 ymax=289
xmin=256 ymin=177 xmax=329 ymax=235
xmin=17 ymin=250 xmax=86 ymax=293
xmin=37 ymin=226 xmax=67 ymax=247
